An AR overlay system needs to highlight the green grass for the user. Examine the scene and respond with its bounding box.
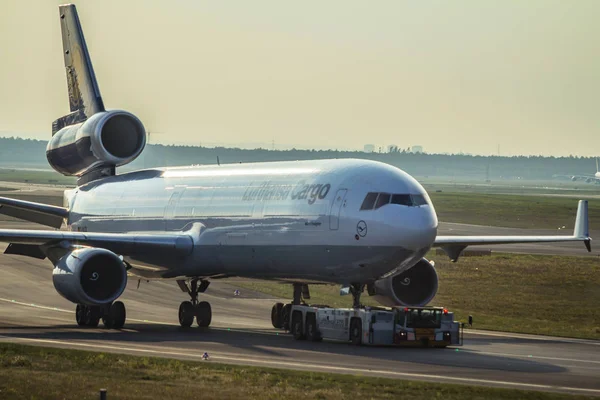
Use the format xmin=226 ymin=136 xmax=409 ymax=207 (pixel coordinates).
xmin=237 ymin=253 xmax=600 ymax=340
xmin=0 ymin=343 xmax=593 ymax=400
xmin=429 ymin=192 xmax=600 ymax=229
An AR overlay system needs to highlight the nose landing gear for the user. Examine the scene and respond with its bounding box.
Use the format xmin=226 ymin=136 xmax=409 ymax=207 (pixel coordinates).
xmin=349 ymin=283 xmax=365 ymax=309
xmin=177 ymin=278 xmax=212 ymax=328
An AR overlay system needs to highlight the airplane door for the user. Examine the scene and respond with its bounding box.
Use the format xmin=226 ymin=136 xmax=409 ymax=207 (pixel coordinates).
xmin=329 ymin=189 xmax=347 ymax=230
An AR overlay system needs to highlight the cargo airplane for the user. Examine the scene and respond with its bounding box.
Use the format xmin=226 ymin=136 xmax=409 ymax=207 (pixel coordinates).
xmin=0 ymin=5 xmax=591 ymax=330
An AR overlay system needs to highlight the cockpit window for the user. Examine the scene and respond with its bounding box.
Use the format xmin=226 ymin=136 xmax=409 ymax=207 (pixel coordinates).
xmin=361 ymin=192 xmax=430 ymax=210
xmin=391 ymin=194 xmax=412 ymax=206
xmin=360 ymin=192 xmax=379 ymax=210
xmin=411 ymin=194 xmax=428 ymax=206
xmin=375 ymin=193 xmax=391 ymax=209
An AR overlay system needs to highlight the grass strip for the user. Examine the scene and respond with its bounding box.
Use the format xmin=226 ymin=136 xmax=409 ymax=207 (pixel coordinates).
xmin=429 ymin=192 xmax=600 ymax=229
xmin=0 ymin=343 xmax=594 ymax=400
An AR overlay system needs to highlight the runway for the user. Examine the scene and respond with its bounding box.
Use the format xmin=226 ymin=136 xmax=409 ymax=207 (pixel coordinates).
xmin=0 ymin=241 xmax=598 ymax=397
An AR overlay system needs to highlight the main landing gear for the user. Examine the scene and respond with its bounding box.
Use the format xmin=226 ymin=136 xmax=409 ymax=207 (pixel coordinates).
xmin=177 ymin=278 xmax=212 ymax=328
xmin=75 ymin=301 xmax=126 ymax=330
xmin=271 ymin=283 xmax=310 ymax=330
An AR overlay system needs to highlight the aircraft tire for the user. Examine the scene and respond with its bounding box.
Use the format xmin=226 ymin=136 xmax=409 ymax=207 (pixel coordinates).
xmin=84 ymin=306 xmax=101 ymax=328
xmin=271 ymin=303 xmax=284 ymax=329
xmin=109 ymin=301 xmax=126 ymax=330
xmin=179 ymin=301 xmax=194 ymax=327
xmin=75 ymin=304 xmax=86 ymax=326
xmin=291 ymin=311 xmax=305 ymax=340
xmin=305 ymin=313 xmax=321 ymax=342
xmin=196 ymin=301 xmax=212 ymax=327
xmin=281 ymin=304 xmax=292 ymax=331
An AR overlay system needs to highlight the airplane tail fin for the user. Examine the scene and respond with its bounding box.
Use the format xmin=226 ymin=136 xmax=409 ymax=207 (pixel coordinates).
xmin=596 ymin=158 xmax=598 ymax=174
xmin=52 ymin=4 xmax=105 ymax=135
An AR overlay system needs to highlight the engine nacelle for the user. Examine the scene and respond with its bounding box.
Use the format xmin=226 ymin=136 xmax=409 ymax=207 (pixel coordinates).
xmin=52 ymin=248 xmax=127 ymax=305
xmin=368 ymin=258 xmax=438 ymax=307
xmin=47 ymin=110 xmax=146 ymax=176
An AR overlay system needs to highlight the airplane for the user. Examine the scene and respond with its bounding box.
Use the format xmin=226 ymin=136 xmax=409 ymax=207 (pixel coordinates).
xmin=554 ymin=158 xmax=600 ymax=183
xmin=0 ymin=4 xmax=591 ymax=331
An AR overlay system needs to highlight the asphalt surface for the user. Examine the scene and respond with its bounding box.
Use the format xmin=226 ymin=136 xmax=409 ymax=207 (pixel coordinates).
xmin=0 ymin=235 xmax=599 ymax=397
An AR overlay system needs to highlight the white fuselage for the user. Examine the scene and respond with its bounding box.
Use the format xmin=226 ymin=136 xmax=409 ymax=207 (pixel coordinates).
xmin=66 ymin=159 xmax=438 ymax=284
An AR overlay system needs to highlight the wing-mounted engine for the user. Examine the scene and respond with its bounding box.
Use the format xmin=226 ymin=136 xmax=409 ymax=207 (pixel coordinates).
xmin=52 ymin=247 xmax=128 ymax=305
xmin=47 ymin=110 xmax=146 ymax=177
xmin=367 ymin=258 xmax=438 ymax=307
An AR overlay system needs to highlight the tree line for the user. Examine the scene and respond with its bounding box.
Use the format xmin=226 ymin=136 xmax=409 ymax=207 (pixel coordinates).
xmin=0 ymin=136 xmax=596 ymax=180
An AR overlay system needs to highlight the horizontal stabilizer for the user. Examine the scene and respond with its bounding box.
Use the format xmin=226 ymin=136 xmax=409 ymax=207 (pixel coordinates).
xmin=0 ymin=197 xmax=69 ymax=228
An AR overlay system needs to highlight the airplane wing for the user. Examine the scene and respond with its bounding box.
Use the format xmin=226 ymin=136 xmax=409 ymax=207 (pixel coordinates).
xmin=0 ymin=196 xmax=68 ymax=228
xmin=434 ymin=200 xmax=591 ymax=261
xmin=0 ymin=227 xmax=195 ymax=260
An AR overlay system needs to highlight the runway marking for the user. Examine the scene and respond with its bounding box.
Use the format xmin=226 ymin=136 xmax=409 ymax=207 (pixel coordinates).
xmin=467 ymin=329 xmax=600 ymax=345
xmin=461 ymin=349 xmax=600 ymax=365
xmin=0 ymin=336 xmax=598 ymax=395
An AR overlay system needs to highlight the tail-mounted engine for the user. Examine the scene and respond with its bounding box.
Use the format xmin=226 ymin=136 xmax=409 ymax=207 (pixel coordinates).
xmin=47 ymin=110 xmax=146 ymax=178
xmin=368 ymin=258 xmax=439 ymax=307
xmin=52 ymin=247 xmax=128 ymax=306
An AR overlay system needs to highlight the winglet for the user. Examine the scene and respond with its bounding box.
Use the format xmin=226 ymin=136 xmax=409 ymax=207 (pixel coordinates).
xmin=573 ymin=200 xmax=591 ymax=251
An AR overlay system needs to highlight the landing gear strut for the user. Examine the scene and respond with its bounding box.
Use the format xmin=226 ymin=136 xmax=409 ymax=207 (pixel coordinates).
xmin=349 ymin=283 xmax=365 ymax=309
xmin=75 ymin=301 xmax=126 ymax=330
xmin=271 ymin=283 xmax=309 ymax=330
xmin=177 ymin=278 xmax=212 ymax=328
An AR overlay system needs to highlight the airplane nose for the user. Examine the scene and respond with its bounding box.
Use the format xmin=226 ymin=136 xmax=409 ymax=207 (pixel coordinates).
xmin=410 ymin=207 xmax=438 ymax=248
xmin=384 ymin=206 xmax=437 ymax=251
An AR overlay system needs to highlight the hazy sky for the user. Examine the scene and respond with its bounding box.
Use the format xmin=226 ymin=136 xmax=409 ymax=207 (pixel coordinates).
xmin=1 ymin=1 xmax=598 ymax=156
